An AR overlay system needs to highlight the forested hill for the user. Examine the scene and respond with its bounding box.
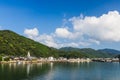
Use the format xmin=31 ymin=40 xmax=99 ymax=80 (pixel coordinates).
xmin=0 ymin=30 xmax=57 ymax=57
xmin=0 ymin=30 xmax=119 ymax=58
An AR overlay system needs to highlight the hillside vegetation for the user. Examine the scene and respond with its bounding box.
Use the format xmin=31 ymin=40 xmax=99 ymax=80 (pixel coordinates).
xmin=0 ymin=30 xmax=57 ymax=57
xmin=0 ymin=30 xmax=118 ymax=58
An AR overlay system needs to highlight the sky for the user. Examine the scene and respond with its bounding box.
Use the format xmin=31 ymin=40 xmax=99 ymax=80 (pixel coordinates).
xmin=1 ymin=0 xmax=120 ymax=50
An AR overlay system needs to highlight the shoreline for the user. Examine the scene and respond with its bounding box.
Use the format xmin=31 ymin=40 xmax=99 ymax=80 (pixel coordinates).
xmin=0 ymin=59 xmax=91 ymax=64
xmin=0 ymin=58 xmax=119 ymax=64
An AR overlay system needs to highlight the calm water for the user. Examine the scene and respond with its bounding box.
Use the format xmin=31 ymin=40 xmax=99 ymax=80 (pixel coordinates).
xmin=0 ymin=62 xmax=120 ymax=80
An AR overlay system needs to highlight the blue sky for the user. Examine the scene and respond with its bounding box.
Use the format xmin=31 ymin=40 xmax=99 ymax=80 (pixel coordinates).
xmin=1 ymin=0 xmax=120 ymax=50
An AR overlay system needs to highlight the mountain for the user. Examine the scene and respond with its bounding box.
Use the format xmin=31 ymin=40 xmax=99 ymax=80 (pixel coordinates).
xmin=98 ymin=49 xmax=120 ymax=54
xmin=0 ymin=30 xmax=57 ymax=57
xmin=0 ymin=30 xmax=119 ymax=58
xmin=59 ymin=47 xmax=118 ymax=58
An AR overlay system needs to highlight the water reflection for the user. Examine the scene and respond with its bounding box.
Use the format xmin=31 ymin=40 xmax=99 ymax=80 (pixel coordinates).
xmin=50 ymin=62 xmax=53 ymax=70
xmin=0 ymin=63 xmax=51 ymax=80
xmin=0 ymin=62 xmax=120 ymax=80
xmin=45 ymin=62 xmax=54 ymax=80
xmin=27 ymin=64 xmax=30 ymax=76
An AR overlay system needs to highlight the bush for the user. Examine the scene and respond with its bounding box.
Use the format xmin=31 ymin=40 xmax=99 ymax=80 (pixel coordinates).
xmin=0 ymin=56 xmax=2 ymax=61
xmin=4 ymin=57 xmax=10 ymax=61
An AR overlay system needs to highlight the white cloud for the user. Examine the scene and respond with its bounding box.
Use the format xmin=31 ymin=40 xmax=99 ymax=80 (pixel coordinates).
xmin=24 ymin=28 xmax=58 ymax=47
xmin=55 ymin=27 xmax=71 ymax=38
xmin=36 ymin=34 xmax=58 ymax=48
xmin=24 ymin=28 xmax=39 ymax=39
xmin=24 ymin=10 xmax=120 ymax=48
xmin=64 ymin=42 xmax=90 ymax=47
xmin=24 ymin=28 xmax=89 ymax=48
xmin=88 ymin=39 xmax=100 ymax=45
xmin=55 ymin=27 xmax=82 ymax=39
xmin=70 ymin=10 xmax=120 ymax=42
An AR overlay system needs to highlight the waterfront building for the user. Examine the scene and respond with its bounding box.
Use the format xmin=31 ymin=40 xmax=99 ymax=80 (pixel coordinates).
xmin=48 ymin=57 xmax=54 ymax=61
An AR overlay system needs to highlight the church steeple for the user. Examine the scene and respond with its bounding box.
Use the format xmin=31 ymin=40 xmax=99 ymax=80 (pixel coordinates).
xmin=27 ymin=51 xmax=30 ymax=58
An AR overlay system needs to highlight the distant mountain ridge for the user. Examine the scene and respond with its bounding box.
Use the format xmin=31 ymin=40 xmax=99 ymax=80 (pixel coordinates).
xmin=59 ymin=47 xmax=119 ymax=58
xmin=98 ymin=48 xmax=120 ymax=54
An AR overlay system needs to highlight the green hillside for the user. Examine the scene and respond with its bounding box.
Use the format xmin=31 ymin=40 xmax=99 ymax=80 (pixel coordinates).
xmin=0 ymin=30 xmax=118 ymax=58
xmin=0 ymin=30 xmax=56 ymax=57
